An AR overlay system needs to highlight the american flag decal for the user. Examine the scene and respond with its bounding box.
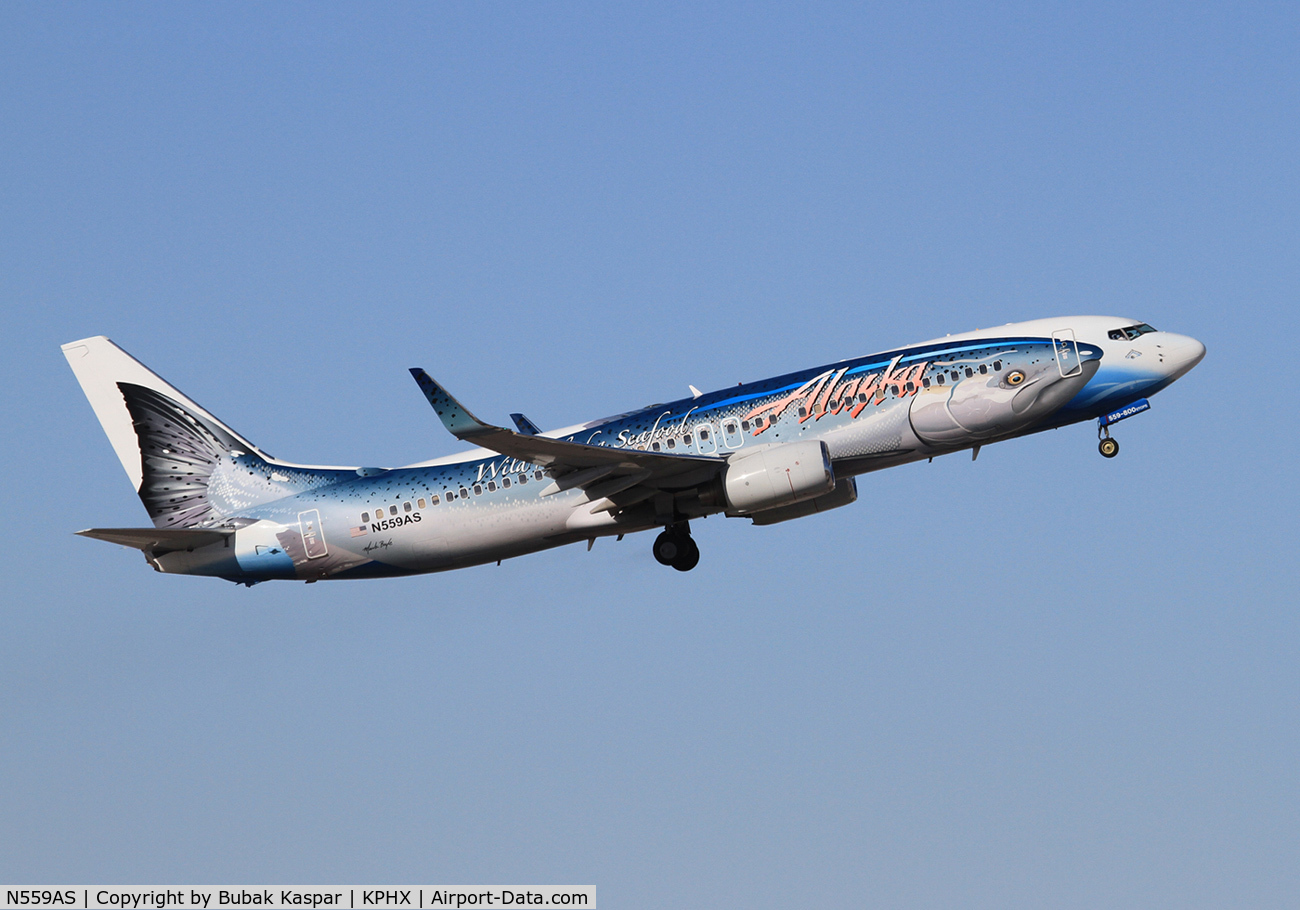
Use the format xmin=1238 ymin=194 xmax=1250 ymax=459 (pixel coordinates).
xmin=351 ymin=525 xmax=368 ymax=537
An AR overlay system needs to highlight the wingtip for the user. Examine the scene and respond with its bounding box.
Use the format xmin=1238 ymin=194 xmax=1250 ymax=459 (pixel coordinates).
xmin=510 ymin=412 xmax=543 ymax=436
xmin=407 ymin=369 xmax=497 ymax=440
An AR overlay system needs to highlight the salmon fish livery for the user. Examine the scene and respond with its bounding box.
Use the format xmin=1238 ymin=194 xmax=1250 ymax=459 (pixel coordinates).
xmin=63 ymin=316 xmax=1204 ymax=582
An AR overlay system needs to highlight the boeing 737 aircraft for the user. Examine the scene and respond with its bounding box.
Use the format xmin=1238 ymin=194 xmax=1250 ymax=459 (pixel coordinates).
xmin=63 ymin=316 xmax=1204 ymax=583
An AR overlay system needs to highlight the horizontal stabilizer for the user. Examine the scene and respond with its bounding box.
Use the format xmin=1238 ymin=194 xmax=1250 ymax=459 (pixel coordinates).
xmin=77 ymin=527 xmax=233 ymax=553
xmin=510 ymin=412 xmax=543 ymax=436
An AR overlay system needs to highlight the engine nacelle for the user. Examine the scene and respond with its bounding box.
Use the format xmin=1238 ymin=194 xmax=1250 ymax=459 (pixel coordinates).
xmin=723 ymin=440 xmax=835 ymax=514
xmin=750 ymin=476 xmax=858 ymax=525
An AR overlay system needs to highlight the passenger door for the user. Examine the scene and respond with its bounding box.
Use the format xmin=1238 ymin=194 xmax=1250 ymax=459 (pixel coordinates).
xmin=298 ymin=509 xmax=329 ymax=559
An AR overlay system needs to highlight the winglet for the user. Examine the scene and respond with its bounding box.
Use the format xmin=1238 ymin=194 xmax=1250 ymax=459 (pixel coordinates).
xmin=510 ymin=412 xmax=543 ymax=436
xmin=409 ymin=369 xmax=497 ymax=440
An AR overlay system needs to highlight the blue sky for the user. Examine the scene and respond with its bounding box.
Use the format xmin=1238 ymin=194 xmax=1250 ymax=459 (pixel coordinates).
xmin=1 ymin=3 xmax=1297 ymax=906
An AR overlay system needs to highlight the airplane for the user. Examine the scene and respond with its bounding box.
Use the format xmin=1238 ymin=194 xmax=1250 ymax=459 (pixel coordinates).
xmin=62 ymin=316 xmax=1204 ymax=583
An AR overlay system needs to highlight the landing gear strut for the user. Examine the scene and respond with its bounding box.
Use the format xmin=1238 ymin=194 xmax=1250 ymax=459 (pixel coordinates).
xmin=1096 ymin=399 xmax=1151 ymax=458
xmin=653 ymin=523 xmax=700 ymax=572
xmin=1098 ymin=425 xmax=1119 ymax=458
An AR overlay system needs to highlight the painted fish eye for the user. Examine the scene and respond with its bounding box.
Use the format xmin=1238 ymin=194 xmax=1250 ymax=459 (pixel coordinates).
xmin=1005 ymin=370 xmax=1026 ymax=386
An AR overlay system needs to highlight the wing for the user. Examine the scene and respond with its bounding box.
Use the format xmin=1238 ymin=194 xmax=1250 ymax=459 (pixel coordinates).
xmin=409 ymin=369 xmax=725 ymax=512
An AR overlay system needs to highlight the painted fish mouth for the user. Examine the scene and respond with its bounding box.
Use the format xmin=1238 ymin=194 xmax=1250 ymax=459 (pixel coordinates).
xmin=1010 ymin=376 xmax=1049 ymax=413
xmin=1012 ymin=360 xmax=1100 ymax=415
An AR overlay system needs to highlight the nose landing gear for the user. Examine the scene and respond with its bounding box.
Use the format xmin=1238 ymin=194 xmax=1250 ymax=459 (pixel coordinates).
xmin=1098 ymin=419 xmax=1120 ymax=457
xmin=1097 ymin=422 xmax=1120 ymax=458
xmin=653 ymin=523 xmax=700 ymax=572
xmin=1096 ymin=398 xmax=1151 ymax=458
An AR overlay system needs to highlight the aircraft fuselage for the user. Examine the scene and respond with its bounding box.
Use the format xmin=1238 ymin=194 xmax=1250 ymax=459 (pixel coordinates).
xmin=65 ymin=315 xmax=1205 ymax=583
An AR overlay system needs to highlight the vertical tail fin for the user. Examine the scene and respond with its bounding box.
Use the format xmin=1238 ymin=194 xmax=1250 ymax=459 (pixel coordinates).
xmin=62 ymin=336 xmax=345 ymax=528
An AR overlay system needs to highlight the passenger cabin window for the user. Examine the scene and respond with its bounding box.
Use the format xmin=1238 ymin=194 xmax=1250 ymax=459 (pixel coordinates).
xmin=518 ymin=473 xmax=527 ymax=484
xmin=487 ymin=481 xmax=496 ymax=492
xmin=683 ymin=434 xmax=693 ymax=445
xmin=699 ymin=428 xmax=710 ymax=439
xmin=535 ymin=470 xmax=544 ymax=480
xmin=979 ymin=364 xmax=987 ymax=374
xmin=667 ymin=438 xmax=676 ymax=448
xmin=652 ymin=442 xmax=661 ymax=451
xmin=389 ymin=505 xmax=398 ymax=516
xmin=993 ymin=360 xmax=1002 ymax=371
xmin=417 ymin=498 xmax=426 ymax=509
xmin=474 ymin=484 xmax=482 ymax=495
xmin=741 ymin=420 xmax=750 ymax=431
xmin=460 ymin=487 xmax=470 ymax=498
xmin=502 ymin=478 xmax=511 ymax=488
xmin=403 ymin=501 xmax=412 ymax=512
xmin=1108 ymin=323 xmax=1158 ymax=341
xmin=430 ymin=494 xmax=440 ymax=504
xmin=361 ymin=512 xmax=370 ymax=523
xmin=937 ymin=374 xmax=945 ymax=385
xmin=922 ymin=378 xmax=931 ymax=388
xmin=964 ymin=367 xmax=973 ymax=378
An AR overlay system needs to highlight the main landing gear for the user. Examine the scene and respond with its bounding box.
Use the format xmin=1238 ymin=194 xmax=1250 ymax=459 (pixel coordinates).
xmin=653 ymin=523 xmax=700 ymax=572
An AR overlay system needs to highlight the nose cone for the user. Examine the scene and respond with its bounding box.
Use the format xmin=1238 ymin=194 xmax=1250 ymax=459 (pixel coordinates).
xmin=1161 ymin=333 xmax=1206 ymax=381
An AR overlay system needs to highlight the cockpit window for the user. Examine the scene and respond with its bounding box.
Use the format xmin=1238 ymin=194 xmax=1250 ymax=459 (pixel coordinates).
xmin=1108 ymin=323 xmax=1158 ymax=341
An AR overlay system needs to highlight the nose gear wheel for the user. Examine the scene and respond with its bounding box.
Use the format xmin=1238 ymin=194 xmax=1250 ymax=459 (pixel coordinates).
xmin=1097 ymin=422 xmax=1120 ymax=458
